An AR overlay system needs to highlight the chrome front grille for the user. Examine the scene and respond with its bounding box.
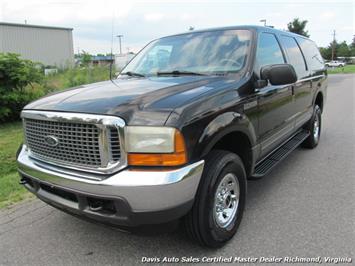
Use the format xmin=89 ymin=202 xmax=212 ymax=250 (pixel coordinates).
xmin=24 ymin=119 xmax=102 ymax=168
xmin=21 ymin=111 xmax=126 ymax=174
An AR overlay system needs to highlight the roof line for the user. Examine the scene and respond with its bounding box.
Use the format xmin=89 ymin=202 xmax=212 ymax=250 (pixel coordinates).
xmin=162 ymin=25 xmax=311 ymax=41
xmin=0 ymin=22 xmax=73 ymax=31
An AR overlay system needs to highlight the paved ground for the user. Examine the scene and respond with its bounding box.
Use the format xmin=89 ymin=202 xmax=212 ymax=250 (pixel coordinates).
xmin=0 ymin=74 xmax=354 ymax=266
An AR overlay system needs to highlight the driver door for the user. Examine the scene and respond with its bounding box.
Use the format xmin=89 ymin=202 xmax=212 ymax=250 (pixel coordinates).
xmin=254 ymin=32 xmax=295 ymax=158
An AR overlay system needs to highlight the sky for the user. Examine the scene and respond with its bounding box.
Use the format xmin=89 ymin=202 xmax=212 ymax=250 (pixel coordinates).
xmin=0 ymin=0 xmax=354 ymax=54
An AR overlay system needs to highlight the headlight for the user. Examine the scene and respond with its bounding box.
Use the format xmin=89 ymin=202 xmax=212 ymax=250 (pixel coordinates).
xmin=125 ymin=126 xmax=175 ymax=153
xmin=124 ymin=126 xmax=187 ymax=166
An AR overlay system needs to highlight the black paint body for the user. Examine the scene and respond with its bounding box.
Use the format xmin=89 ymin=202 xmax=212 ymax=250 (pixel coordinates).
xmin=24 ymin=26 xmax=327 ymax=175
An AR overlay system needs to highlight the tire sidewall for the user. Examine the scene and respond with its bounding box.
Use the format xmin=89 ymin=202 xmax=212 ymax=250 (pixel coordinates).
xmin=310 ymin=105 xmax=322 ymax=146
xmin=199 ymin=152 xmax=247 ymax=246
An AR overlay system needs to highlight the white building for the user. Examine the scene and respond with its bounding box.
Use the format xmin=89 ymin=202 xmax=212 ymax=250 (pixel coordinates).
xmin=0 ymin=22 xmax=74 ymax=67
xmin=115 ymin=53 xmax=135 ymax=70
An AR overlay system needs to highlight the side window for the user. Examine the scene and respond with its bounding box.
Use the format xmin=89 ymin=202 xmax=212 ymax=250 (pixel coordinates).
xmin=279 ymin=35 xmax=307 ymax=78
xmin=297 ymin=38 xmax=324 ymax=72
xmin=255 ymin=33 xmax=285 ymax=76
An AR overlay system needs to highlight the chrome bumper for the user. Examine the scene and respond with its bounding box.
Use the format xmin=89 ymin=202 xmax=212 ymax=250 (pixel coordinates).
xmin=17 ymin=146 xmax=204 ymax=225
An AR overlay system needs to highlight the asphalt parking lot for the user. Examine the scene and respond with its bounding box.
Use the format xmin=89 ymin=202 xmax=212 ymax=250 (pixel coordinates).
xmin=0 ymin=74 xmax=354 ymax=266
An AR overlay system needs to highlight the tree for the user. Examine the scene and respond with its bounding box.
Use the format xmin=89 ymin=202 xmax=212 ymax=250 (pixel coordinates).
xmin=80 ymin=51 xmax=92 ymax=66
xmin=319 ymin=40 xmax=355 ymax=60
xmin=0 ymin=53 xmax=43 ymax=91
xmin=287 ymin=18 xmax=310 ymax=37
xmin=320 ymin=41 xmax=339 ymax=60
xmin=0 ymin=53 xmax=44 ymax=121
xmin=337 ymin=41 xmax=351 ymax=57
xmin=319 ymin=47 xmax=332 ymax=60
xmin=350 ymin=36 xmax=355 ymax=56
xmin=351 ymin=46 xmax=355 ymax=57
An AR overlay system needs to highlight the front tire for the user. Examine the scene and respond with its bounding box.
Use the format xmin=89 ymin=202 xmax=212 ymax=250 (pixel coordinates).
xmin=302 ymin=105 xmax=321 ymax=149
xmin=184 ymin=150 xmax=247 ymax=247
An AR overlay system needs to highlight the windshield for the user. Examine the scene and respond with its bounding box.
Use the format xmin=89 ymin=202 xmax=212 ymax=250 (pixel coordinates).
xmin=121 ymin=29 xmax=252 ymax=76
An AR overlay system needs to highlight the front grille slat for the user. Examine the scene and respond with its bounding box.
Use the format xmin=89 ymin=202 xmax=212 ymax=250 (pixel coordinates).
xmin=24 ymin=118 xmax=121 ymax=170
xmin=109 ymin=128 xmax=121 ymax=161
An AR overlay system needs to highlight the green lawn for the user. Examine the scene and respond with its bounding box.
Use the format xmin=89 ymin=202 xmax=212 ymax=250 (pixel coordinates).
xmin=0 ymin=122 xmax=32 ymax=208
xmin=327 ymin=64 xmax=355 ymax=74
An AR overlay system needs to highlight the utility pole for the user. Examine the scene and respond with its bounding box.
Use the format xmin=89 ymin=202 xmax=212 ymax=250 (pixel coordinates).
xmin=116 ymin=35 xmax=123 ymax=55
xmin=331 ymin=30 xmax=336 ymax=61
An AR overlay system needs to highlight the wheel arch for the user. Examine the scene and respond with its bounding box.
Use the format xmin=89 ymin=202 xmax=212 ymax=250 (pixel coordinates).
xmin=199 ymin=123 xmax=256 ymax=177
xmin=314 ymin=91 xmax=324 ymax=112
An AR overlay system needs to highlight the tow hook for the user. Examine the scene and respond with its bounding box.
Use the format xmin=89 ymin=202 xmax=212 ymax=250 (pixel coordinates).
xmin=19 ymin=178 xmax=27 ymax=185
xmin=89 ymin=200 xmax=104 ymax=212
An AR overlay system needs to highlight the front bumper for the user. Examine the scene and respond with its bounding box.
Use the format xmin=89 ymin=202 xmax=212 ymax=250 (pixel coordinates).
xmin=17 ymin=146 xmax=204 ymax=226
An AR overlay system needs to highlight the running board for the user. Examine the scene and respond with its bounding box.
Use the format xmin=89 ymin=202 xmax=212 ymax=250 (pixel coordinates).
xmin=251 ymin=130 xmax=310 ymax=178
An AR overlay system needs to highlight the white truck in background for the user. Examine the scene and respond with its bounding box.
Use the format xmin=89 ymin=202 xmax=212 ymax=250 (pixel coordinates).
xmin=325 ymin=60 xmax=345 ymax=67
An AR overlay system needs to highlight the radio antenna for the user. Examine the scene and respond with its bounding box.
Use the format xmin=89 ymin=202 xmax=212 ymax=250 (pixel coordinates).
xmin=109 ymin=10 xmax=115 ymax=82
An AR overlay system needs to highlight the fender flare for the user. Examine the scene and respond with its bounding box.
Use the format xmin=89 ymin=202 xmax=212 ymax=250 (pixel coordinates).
xmin=312 ymin=89 xmax=324 ymax=111
xmin=197 ymin=111 xmax=257 ymax=158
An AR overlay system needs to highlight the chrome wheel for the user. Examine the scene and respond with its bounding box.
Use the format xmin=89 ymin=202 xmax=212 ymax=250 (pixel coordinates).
xmin=213 ymin=173 xmax=240 ymax=228
xmin=313 ymin=114 xmax=320 ymax=142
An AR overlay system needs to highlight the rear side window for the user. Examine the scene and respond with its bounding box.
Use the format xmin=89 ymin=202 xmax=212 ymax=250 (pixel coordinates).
xmin=279 ymin=35 xmax=307 ymax=79
xmin=297 ymin=38 xmax=324 ymax=72
xmin=255 ymin=33 xmax=285 ymax=76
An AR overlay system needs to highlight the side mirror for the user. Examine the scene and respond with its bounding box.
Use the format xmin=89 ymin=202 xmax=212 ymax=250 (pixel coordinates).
xmin=261 ymin=64 xmax=297 ymax=86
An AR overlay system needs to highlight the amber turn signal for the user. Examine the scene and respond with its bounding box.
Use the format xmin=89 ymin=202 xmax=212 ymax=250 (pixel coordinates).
xmin=127 ymin=130 xmax=187 ymax=166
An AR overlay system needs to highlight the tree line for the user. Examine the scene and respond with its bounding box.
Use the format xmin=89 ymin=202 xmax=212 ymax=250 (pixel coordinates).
xmin=319 ymin=40 xmax=355 ymax=60
xmin=287 ymin=18 xmax=354 ymax=61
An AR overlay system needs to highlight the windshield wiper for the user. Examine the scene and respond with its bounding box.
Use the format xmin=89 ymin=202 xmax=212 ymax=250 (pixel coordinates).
xmin=121 ymin=71 xmax=145 ymax=77
xmin=156 ymin=70 xmax=206 ymax=76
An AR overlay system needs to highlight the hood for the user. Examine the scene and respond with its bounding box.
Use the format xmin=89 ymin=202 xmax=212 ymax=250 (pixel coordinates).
xmin=24 ymin=75 xmax=229 ymax=125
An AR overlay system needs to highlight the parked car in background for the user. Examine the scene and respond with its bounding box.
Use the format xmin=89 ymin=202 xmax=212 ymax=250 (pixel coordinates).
xmin=17 ymin=26 xmax=327 ymax=247
xmin=325 ymin=60 xmax=345 ymax=67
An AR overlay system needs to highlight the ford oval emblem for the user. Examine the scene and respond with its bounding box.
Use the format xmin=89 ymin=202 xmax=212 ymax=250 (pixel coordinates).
xmin=44 ymin=135 xmax=59 ymax=147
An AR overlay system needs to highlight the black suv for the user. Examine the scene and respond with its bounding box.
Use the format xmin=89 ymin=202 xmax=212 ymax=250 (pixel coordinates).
xmin=17 ymin=26 xmax=327 ymax=247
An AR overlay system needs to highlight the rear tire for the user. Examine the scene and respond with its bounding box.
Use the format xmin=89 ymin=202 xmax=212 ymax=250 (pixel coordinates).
xmin=302 ymin=105 xmax=321 ymax=149
xmin=184 ymin=150 xmax=247 ymax=248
